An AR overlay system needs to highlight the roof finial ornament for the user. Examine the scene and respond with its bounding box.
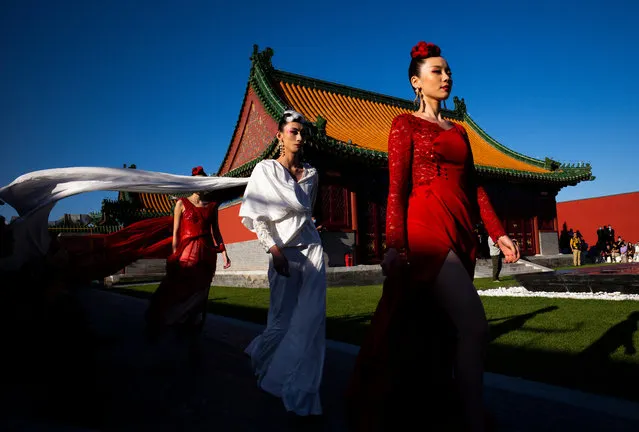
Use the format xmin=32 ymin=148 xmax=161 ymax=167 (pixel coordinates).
xmin=250 ymin=45 xmax=275 ymax=71
xmin=453 ymin=96 xmax=467 ymax=116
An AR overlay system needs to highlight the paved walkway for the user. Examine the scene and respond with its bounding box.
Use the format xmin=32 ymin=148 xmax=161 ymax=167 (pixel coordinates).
xmin=3 ymin=287 xmax=639 ymax=431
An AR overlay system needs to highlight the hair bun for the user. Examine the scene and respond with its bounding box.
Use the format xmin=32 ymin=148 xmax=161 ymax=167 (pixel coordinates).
xmin=192 ymin=166 xmax=205 ymax=176
xmin=281 ymin=109 xmax=306 ymax=124
xmin=410 ymin=41 xmax=441 ymax=59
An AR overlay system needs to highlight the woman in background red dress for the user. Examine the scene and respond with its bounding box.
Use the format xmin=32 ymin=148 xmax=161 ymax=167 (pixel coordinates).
xmin=144 ymin=166 xmax=231 ymax=346
xmin=346 ymin=42 xmax=520 ymax=431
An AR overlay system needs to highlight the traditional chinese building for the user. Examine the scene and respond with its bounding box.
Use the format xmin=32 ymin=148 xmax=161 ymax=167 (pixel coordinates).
xmin=110 ymin=46 xmax=593 ymax=269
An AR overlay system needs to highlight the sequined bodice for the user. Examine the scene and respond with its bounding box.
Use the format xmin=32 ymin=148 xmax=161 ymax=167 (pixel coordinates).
xmin=180 ymin=198 xmax=215 ymax=238
xmin=385 ymin=113 xmax=505 ymax=251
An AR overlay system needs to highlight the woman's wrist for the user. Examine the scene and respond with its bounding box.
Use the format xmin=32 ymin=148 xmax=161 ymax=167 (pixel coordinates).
xmin=269 ymin=244 xmax=282 ymax=256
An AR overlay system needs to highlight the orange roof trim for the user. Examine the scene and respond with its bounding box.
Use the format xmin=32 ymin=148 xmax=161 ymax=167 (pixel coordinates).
xmin=278 ymin=82 xmax=550 ymax=174
xmin=139 ymin=193 xmax=176 ymax=213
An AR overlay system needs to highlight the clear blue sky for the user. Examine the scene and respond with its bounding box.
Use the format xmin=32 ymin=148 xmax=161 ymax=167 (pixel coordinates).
xmin=2 ymin=0 xmax=638 ymax=222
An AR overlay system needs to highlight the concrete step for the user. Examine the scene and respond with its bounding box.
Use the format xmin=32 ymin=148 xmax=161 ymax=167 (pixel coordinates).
xmin=123 ymin=259 xmax=166 ymax=275
xmin=111 ymin=258 xmax=552 ymax=287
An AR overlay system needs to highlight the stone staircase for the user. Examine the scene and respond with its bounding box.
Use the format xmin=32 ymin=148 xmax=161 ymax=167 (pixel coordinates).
xmin=106 ymin=257 xmax=551 ymax=287
xmin=105 ymin=259 xmax=166 ymax=285
xmin=474 ymin=258 xmax=553 ymax=279
xmin=123 ymin=259 xmax=166 ymax=275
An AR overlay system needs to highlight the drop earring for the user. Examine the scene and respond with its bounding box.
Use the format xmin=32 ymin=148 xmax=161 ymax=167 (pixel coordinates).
xmin=414 ymin=88 xmax=423 ymax=108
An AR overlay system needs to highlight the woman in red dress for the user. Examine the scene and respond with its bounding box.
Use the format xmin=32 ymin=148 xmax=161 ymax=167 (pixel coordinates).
xmin=346 ymin=42 xmax=520 ymax=431
xmin=145 ymin=166 xmax=231 ymax=345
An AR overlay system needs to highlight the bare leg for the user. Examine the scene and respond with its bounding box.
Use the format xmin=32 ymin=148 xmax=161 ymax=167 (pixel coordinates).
xmin=432 ymin=250 xmax=488 ymax=432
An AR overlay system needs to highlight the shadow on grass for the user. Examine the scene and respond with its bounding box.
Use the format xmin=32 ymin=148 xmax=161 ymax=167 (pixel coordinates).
xmin=108 ymin=286 xmax=155 ymax=300
xmin=105 ymin=286 xmax=639 ymax=403
xmin=580 ymin=311 xmax=639 ymax=361
xmin=326 ymin=313 xmax=374 ymax=346
xmin=108 ymin=286 xmax=229 ymax=303
xmin=487 ymin=308 xmax=639 ymax=402
xmin=489 ymin=306 xmax=560 ymax=341
xmin=204 ymin=300 xmax=268 ymax=325
xmin=487 ymin=342 xmax=639 ymax=402
xmin=321 ymin=306 xmax=639 ymax=402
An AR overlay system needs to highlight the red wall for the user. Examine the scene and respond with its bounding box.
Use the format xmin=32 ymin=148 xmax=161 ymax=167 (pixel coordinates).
xmin=218 ymin=201 xmax=256 ymax=244
xmin=556 ymin=192 xmax=639 ymax=246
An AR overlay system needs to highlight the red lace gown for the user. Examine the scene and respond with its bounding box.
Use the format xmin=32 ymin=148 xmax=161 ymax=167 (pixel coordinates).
xmin=145 ymin=198 xmax=221 ymax=335
xmin=345 ymin=114 xmax=506 ymax=431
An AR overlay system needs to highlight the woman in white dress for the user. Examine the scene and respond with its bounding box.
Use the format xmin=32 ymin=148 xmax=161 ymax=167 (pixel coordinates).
xmin=239 ymin=110 xmax=326 ymax=418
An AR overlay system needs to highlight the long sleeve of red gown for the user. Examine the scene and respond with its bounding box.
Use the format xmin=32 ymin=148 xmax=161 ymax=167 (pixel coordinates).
xmin=456 ymin=125 xmax=507 ymax=241
xmin=385 ymin=115 xmax=412 ymax=251
xmin=476 ymin=186 xmax=506 ymax=241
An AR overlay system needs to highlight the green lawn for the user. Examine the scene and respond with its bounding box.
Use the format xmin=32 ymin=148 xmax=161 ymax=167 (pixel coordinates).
xmin=112 ymin=278 xmax=639 ymax=401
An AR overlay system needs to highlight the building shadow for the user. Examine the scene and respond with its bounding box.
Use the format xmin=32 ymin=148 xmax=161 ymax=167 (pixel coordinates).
xmin=0 ymin=273 xmax=102 ymax=429
xmin=95 ymin=292 xmax=639 ymax=406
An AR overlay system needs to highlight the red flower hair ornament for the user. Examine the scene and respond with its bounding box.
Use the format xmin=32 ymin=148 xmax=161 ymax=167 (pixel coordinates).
xmin=410 ymin=41 xmax=441 ymax=60
xmin=192 ymin=166 xmax=205 ymax=176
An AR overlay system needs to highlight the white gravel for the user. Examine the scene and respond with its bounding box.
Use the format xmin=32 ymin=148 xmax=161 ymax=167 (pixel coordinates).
xmin=478 ymin=286 xmax=639 ymax=301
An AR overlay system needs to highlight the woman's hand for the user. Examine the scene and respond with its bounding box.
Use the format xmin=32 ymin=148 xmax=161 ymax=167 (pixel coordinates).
xmin=381 ymin=248 xmax=408 ymax=276
xmin=497 ymin=235 xmax=520 ymax=263
xmin=222 ymin=251 xmax=231 ymax=269
xmin=269 ymin=245 xmax=290 ymax=277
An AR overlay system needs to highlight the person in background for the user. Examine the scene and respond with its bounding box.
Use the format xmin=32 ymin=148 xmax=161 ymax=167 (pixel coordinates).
xmin=488 ymin=236 xmax=503 ymax=282
xmin=570 ymin=232 xmax=582 ymax=266
xmin=612 ymin=236 xmax=624 ymax=263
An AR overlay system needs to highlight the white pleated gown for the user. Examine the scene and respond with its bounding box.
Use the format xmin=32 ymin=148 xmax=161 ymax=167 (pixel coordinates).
xmin=239 ymin=160 xmax=327 ymax=416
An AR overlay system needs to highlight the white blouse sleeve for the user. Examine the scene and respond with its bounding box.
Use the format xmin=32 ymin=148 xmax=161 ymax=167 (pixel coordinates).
xmin=253 ymin=219 xmax=276 ymax=253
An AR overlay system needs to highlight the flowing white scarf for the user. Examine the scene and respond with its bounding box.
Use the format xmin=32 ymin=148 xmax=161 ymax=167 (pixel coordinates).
xmin=0 ymin=167 xmax=248 ymax=271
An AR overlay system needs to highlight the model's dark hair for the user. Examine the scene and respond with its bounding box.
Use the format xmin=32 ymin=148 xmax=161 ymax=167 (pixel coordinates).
xmin=408 ymin=41 xmax=442 ymax=88
xmin=278 ymin=109 xmax=306 ymax=132
xmin=191 ymin=166 xmax=207 ymax=176
xmin=408 ymin=57 xmax=429 ymax=85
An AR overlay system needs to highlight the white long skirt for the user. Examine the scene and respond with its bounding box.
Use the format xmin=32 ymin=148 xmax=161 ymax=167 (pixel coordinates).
xmin=244 ymin=243 xmax=326 ymax=415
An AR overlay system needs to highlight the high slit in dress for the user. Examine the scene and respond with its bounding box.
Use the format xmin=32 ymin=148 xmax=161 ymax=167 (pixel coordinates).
xmin=345 ymin=114 xmax=506 ymax=430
